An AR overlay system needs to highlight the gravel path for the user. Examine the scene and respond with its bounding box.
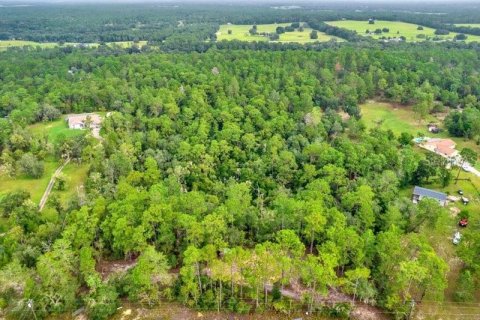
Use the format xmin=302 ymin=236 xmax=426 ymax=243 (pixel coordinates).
xmin=38 ymin=158 xmax=70 ymax=211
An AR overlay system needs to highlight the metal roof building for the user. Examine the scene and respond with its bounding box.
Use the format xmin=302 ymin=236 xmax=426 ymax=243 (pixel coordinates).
xmin=412 ymin=186 xmax=447 ymax=206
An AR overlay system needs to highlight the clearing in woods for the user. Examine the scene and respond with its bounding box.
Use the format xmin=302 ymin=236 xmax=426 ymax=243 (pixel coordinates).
xmin=361 ymin=100 xmax=480 ymax=317
xmin=326 ymin=20 xmax=480 ymax=42
xmin=0 ymin=40 xmax=149 ymax=51
xmin=360 ymin=100 xmax=480 ymax=170
xmin=0 ymin=119 xmax=89 ymax=205
xmin=455 ymin=23 xmax=480 ymax=28
xmin=216 ymin=23 xmax=342 ymax=43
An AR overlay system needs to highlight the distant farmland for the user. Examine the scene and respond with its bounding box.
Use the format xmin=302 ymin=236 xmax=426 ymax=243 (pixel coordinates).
xmin=326 ymin=20 xmax=480 ymax=42
xmin=216 ymin=23 xmax=342 ymax=43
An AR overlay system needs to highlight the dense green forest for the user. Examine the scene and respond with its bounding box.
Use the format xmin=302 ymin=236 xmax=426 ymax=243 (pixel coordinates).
xmin=1 ymin=2 xmax=480 ymax=320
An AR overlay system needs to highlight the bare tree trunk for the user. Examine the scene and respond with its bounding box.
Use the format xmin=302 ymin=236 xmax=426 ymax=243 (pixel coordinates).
xmin=309 ymin=281 xmax=316 ymax=313
xmin=218 ymin=281 xmax=222 ymax=313
xmin=196 ymin=262 xmax=202 ymax=294
xmin=264 ymin=282 xmax=268 ymax=307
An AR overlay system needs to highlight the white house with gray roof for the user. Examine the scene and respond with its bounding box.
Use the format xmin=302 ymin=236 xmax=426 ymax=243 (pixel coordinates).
xmin=412 ymin=186 xmax=447 ymax=207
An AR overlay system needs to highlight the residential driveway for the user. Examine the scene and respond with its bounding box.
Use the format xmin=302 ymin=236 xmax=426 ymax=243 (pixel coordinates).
xmin=462 ymin=162 xmax=480 ymax=177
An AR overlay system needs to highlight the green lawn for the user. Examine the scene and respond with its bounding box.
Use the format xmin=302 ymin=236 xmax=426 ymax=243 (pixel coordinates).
xmin=413 ymin=171 xmax=480 ymax=318
xmin=326 ymin=20 xmax=480 ymax=42
xmin=29 ymin=118 xmax=85 ymax=144
xmin=0 ymin=118 xmax=91 ymax=206
xmin=360 ymin=101 xmax=480 ymax=169
xmin=0 ymin=159 xmax=59 ymax=204
xmin=50 ymin=162 xmax=89 ymax=205
xmin=360 ymin=101 xmax=434 ymax=136
xmin=216 ymin=23 xmax=342 ymax=43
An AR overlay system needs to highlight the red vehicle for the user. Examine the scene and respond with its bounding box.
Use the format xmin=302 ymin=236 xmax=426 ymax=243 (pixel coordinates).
xmin=459 ymin=218 xmax=468 ymax=227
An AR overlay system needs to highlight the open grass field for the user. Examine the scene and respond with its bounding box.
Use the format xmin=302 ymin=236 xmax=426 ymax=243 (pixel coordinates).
xmin=0 ymin=159 xmax=58 ymax=204
xmin=412 ymin=171 xmax=480 ymax=318
xmin=0 ymin=40 xmax=149 ymax=51
xmin=216 ymin=23 xmax=342 ymax=43
xmin=29 ymin=118 xmax=85 ymax=144
xmin=326 ymin=20 xmax=480 ymax=42
xmin=51 ymin=162 xmax=89 ymax=204
xmin=0 ymin=118 xmax=91 ymax=206
xmin=0 ymin=40 xmax=58 ymax=49
xmin=360 ymin=100 xmax=480 ymax=170
xmin=0 ymin=160 xmax=88 ymax=211
xmin=455 ymin=23 xmax=480 ymax=28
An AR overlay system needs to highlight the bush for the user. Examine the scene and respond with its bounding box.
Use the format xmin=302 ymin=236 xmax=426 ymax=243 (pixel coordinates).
xmin=455 ymin=33 xmax=468 ymax=40
xmin=37 ymin=104 xmax=61 ymax=122
xmin=459 ymin=210 xmax=470 ymax=220
xmin=269 ymin=33 xmax=279 ymax=41
xmin=276 ymin=26 xmax=285 ymax=34
xmin=18 ymin=153 xmax=44 ymax=178
xmin=310 ymin=30 xmax=318 ymax=39
xmin=382 ymin=27 xmax=389 ymax=33
xmin=435 ymin=29 xmax=450 ymax=35
xmin=417 ymin=26 xmax=424 ymax=30
xmin=85 ymin=283 xmax=119 ymax=320
xmin=454 ymin=270 xmax=475 ymax=302
xmin=236 ymin=301 xmax=251 ymax=314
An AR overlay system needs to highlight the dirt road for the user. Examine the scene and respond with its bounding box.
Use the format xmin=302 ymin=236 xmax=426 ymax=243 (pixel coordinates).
xmin=38 ymin=158 xmax=70 ymax=211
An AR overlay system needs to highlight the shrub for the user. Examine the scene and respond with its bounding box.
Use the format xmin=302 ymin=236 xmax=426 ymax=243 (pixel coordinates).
xmin=18 ymin=153 xmax=44 ymax=178
xmin=454 ymin=270 xmax=475 ymax=302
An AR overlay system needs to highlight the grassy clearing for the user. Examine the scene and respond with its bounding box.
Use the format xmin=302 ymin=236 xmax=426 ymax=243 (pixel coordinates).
xmin=0 ymin=159 xmax=59 ymax=204
xmin=360 ymin=101 xmax=480 ymax=169
xmin=29 ymin=118 xmax=85 ymax=144
xmin=360 ymin=101 xmax=433 ymax=136
xmin=216 ymin=23 xmax=341 ymax=43
xmin=51 ymin=162 xmax=89 ymax=204
xmin=0 ymin=40 xmax=149 ymax=51
xmin=414 ymin=171 xmax=480 ymax=318
xmin=455 ymin=23 xmax=480 ymax=28
xmin=0 ymin=40 xmax=58 ymax=49
xmin=0 ymin=118 xmax=90 ymax=206
xmin=326 ymin=20 xmax=480 ymax=42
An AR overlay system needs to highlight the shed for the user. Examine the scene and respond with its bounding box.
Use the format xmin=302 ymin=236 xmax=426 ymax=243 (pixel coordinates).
xmin=412 ymin=186 xmax=447 ymax=206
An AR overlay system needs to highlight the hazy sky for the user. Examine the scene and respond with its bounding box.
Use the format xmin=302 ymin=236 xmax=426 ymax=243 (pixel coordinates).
xmin=1 ymin=0 xmax=479 ymax=3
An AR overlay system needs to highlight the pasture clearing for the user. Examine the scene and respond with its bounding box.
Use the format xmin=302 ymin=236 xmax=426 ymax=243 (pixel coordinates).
xmin=455 ymin=23 xmax=480 ymax=28
xmin=216 ymin=23 xmax=341 ymax=43
xmin=326 ymin=20 xmax=480 ymax=42
xmin=360 ymin=101 xmax=480 ymax=170
xmin=29 ymin=118 xmax=86 ymax=144
xmin=0 ymin=40 xmax=149 ymax=51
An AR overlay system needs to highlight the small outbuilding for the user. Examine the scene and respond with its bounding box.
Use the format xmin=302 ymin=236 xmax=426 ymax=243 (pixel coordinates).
xmin=412 ymin=186 xmax=447 ymax=206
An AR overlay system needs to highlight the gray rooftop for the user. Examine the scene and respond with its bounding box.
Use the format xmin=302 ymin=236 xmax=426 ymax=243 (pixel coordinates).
xmin=413 ymin=186 xmax=447 ymax=202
